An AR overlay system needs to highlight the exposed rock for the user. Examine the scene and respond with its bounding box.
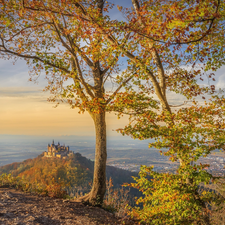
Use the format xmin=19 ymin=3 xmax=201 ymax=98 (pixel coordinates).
xmin=0 ymin=188 xmax=136 ymax=225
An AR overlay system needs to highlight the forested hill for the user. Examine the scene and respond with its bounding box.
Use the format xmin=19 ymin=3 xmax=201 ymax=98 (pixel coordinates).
xmin=0 ymin=152 xmax=138 ymax=196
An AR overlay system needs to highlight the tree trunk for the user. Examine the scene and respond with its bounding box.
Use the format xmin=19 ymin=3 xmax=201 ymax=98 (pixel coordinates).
xmin=77 ymin=111 xmax=107 ymax=206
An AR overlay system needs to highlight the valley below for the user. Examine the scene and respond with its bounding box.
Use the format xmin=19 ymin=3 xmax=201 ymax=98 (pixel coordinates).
xmin=0 ymin=135 xmax=225 ymax=177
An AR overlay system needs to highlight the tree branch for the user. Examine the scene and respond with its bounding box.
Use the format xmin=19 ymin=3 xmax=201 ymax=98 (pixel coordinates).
xmin=131 ymin=0 xmax=167 ymax=100
xmin=21 ymin=0 xmax=89 ymax=20
xmin=50 ymin=20 xmax=74 ymax=54
xmin=0 ymin=44 xmax=70 ymax=74
xmin=106 ymin=76 xmax=133 ymax=105
xmin=130 ymin=0 xmax=221 ymax=45
xmin=51 ymin=17 xmax=95 ymax=69
xmin=71 ymin=55 xmax=95 ymax=99
xmin=3 ymin=22 xmax=51 ymax=42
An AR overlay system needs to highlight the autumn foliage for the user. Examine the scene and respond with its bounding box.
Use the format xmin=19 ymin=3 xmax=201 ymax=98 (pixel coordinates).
xmin=114 ymin=0 xmax=225 ymax=224
xmin=0 ymin=0 xmax=225 ymax=223
xmin=125 ymin=165 xmax=224 ymax=225
xmin=0 ymin=154 xmax=93 ymax=198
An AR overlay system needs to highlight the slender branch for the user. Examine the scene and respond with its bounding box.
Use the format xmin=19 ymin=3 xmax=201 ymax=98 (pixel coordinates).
xmin=0 ymin=45 xmax=70 ymax=74
xmin=130 ymin=0 xmax=220 ymax=45
xmin=131 ymin=0 xmax=167 ymax=99
xmin=73 ymin=1 xmax=87 ymax=15
xmin=169 ymin=101 xmax=190 ymax=107
xmin=132 ymin=15 xmax=218 ymax=45
xmin=96 ymin=0 xmax=104 ymax=14
xmin=72 ymin=55 xmax=95 ymax=99
xmin=106 ymin=76 xmax=133 ymax=104
xmin=149 ymin=43 xmax=166 ymax=97
xmin=51 ymin=19 xmax=73 ymax=53
xmin=173 ymin=18 xmax=216 ymax=45
xmin=69 ymin=65 xmax=89 ymax=103
xmin=51 ymin=17 xmax=94 ymax=69
xmin=62 ymin=14 xmax=68 ymax=30
xmin=103 ymin=69 xmax=113 ymax=84
xmin=3 ymin=22 xmax=51 ymax=42
xmin=101 ymin=55 xmax=119 ymax=77
xmin=73 ymin=43 xmax=94 ymax=69
xmin=21 ymin=0 xmax=89 ymax=20
xmin=72 ymin=76 xmax=89 ymax=103
xmin=101 ymin=67 xmax=110 ymax=77
xmin=131 ymin=0 xmax=143 ymax=27
xmin=131 ymin=0 xmax=140 ymax=14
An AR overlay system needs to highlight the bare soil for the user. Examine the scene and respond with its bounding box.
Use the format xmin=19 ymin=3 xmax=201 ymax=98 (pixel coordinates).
xmin=0 ymin=188 xmax=136 ymax=225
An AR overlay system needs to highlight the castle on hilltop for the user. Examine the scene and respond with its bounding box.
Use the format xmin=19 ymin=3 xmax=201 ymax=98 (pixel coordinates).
xmin=43 ymin=140 xmax=73 ymax=159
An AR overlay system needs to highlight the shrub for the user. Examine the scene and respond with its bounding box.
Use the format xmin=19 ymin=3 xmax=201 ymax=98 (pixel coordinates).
xmin=126 ymin=166 xmax=224 ymax=225
xmin=103 ymin=177 xmax=130 ymax=218
xmin=0 ymin=173 xmax=67 ymax=198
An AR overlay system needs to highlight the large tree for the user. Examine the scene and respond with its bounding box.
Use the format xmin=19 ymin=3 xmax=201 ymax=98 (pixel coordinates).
xmin=0 ymin=0 xmax=135 ymax=206
xmin=110 ymin=0 xmax=225 ymax=224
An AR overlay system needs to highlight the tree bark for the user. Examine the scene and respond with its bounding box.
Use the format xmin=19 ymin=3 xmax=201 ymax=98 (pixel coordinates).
xmin=77 ymin=110 xmax=107 ymax=206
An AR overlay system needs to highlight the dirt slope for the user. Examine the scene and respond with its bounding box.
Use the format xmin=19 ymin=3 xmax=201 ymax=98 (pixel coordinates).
xmin=0 ymin=188 xmax=136 ymax=225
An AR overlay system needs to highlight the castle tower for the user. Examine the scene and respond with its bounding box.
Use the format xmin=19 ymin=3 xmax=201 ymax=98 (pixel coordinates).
xmin=51 ymin=140 xmax=55 ymax=148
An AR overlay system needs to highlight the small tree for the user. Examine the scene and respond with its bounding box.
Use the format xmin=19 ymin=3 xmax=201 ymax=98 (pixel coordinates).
xmin=0 ymin=0 xmax=133 ymax=206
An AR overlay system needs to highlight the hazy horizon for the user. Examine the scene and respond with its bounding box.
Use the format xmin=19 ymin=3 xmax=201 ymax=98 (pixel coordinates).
xmin=0 ymin=134 xmax=156 ymax=167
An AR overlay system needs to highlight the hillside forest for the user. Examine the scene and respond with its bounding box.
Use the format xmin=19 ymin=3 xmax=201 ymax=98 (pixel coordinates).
xmin=0 ymin=153 xmax=139 ymax=201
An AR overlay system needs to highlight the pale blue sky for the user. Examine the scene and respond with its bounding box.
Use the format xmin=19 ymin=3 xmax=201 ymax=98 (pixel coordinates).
xmin=0 ymin=1 xmax=224 ymax=136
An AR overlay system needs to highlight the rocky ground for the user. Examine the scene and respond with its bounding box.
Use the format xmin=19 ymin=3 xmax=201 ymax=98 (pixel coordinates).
xmin=0 ymin=188 xmax=136 ymax=225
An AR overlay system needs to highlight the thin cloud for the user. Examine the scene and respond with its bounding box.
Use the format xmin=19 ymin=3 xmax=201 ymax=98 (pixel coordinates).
xmin=0 ymin=87 xmax=47 ymax=102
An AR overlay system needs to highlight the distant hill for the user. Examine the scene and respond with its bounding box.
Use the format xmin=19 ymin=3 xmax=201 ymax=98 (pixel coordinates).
xmin=0 ymin=152 xmax=139 ymax=198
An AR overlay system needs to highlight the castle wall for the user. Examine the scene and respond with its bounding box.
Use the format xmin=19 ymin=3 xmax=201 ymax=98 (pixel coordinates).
xmin=56 ymin=154 xmax=62 ymax=159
